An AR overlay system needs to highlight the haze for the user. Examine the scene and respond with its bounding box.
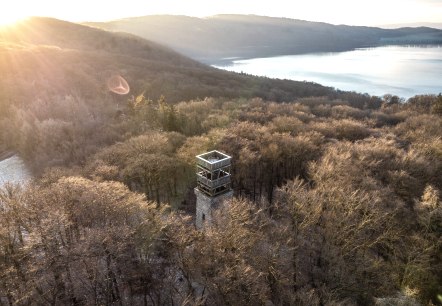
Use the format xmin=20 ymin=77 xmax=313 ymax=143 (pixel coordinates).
xmin=2 ymin=0 xmax=442 ymax=26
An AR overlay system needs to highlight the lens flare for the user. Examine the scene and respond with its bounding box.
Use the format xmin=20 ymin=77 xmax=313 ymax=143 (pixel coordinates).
xmin=107 ymin=75 xmax=130 ymax=95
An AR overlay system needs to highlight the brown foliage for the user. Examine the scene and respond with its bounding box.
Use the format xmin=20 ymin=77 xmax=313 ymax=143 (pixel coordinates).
xmin=0 ymin=177 xmax=176 ymax=305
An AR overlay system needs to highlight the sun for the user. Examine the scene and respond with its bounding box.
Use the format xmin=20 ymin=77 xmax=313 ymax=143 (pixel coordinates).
xmin=0 ymin=8 xmax=29 ymax=26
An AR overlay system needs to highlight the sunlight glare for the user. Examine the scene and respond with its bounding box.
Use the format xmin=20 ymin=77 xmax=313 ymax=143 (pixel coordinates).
xmin=0 ymin=6 xmax=28 ymax=26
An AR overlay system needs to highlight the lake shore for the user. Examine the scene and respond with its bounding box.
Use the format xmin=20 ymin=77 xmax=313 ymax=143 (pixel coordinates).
xmin=0 ymin=150 xmax=16 ymax=162
xmin=214 ymin=45 xmax=442 ymax=99
xmin=0 ymin=153 xmax=32 ymax=187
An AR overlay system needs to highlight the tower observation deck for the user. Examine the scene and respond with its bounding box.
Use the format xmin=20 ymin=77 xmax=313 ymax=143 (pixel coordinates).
xmin=196 ymin=150 xmax=232 ymax=197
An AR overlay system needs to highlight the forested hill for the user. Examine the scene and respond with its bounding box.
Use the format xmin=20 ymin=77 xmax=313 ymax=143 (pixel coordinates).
xmin=1 ymin=16 xmax=442 ymax=306
xmin=86 ymin=14 xmax=442 ymax=63
xmin=0 ymin=17 xmax=380 ymax=166
xmin=0 ymin=17 xmax=341 ymax=104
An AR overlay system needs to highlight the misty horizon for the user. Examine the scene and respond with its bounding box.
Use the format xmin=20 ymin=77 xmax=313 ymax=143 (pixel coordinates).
xmin=9 ymin=13 xmax=442 ymax=30
xmin=2 ymin=0 xmax=442 ymax=27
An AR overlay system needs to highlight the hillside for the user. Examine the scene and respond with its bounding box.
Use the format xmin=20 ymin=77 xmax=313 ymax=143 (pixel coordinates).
xmin=1 ymin=17 xmax=381 ymax=168
xmin=0 ymin=17 xmax=342 ymax=105
xmin=1 ymin=16 xmax=442 ymax=306
xmin=86 ymin=14 xmax=442 ymax=63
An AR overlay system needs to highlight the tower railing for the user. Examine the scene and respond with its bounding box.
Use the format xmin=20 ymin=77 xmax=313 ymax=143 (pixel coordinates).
xmin=195 ymin=150 xmax=232 ymax=197
xmin=197 ymin=173 xmax=231 ymax=189
xmin=196 ymin=150 xmax=231 ymax=171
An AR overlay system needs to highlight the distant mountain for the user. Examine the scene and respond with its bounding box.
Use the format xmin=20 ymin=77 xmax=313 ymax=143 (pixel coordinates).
xmin=86 ymin=14 xmax=442 ymax=63
xmin=0 ymin=17 xmax=341 ymax=106
xmin=380 ymin=22 xmax=442 ymax=30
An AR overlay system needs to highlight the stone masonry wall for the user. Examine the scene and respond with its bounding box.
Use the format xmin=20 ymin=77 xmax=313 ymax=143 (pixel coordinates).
xmin=194 ymin=188 xmax=233 ymax=229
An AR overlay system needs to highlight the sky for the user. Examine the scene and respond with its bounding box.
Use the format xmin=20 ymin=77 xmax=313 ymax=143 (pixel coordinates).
xmin=1 ymin=0 xmax=442 ymax=26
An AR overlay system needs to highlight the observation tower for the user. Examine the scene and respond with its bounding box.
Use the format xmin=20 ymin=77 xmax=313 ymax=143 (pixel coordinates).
xmin=194 ymin=150 xmax=233 ymax=228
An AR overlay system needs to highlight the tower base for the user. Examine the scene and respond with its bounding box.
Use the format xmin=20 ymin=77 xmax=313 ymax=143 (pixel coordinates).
xmin=194 ymin=188 xmax=233 ymax=229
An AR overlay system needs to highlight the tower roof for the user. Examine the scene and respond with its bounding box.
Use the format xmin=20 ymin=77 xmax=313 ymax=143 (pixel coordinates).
xmin=196 ymin=150 xmax=231 ymax=171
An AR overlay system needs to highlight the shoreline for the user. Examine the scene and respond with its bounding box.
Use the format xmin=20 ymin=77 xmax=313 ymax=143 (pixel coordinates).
xmin=0 ymin=151 xmax=16 ymax=162
xmin=206 ymin=43 xmax=442 ymax=67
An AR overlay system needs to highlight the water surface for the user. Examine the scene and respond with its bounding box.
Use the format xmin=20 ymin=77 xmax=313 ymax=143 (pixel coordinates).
xmin=0 ymin=155 xmax=31 ymax=188
xmin=215 ymin=46 xmax=442 ymax=98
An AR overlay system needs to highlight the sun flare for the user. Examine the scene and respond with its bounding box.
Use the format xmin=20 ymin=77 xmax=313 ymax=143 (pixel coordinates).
xmin=0 ymin=10 xmax=28 ymax=26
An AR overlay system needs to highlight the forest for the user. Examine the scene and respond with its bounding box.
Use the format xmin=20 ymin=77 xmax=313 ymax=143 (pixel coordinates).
xmin=1 ymin=17 xmax=442 ymax=306
xmin=1 ymin=90 xmax=441 ymax=305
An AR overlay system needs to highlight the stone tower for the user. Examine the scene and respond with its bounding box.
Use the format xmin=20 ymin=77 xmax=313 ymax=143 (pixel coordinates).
xmin=195 ymin=150 xmax=233 ymax=229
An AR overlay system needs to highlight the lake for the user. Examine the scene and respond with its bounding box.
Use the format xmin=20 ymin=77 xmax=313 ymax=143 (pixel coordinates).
xmin=0 ymin=155 xmax=32 ymax=188
xmin=215 ymin=45 xmax=442 ymax=99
